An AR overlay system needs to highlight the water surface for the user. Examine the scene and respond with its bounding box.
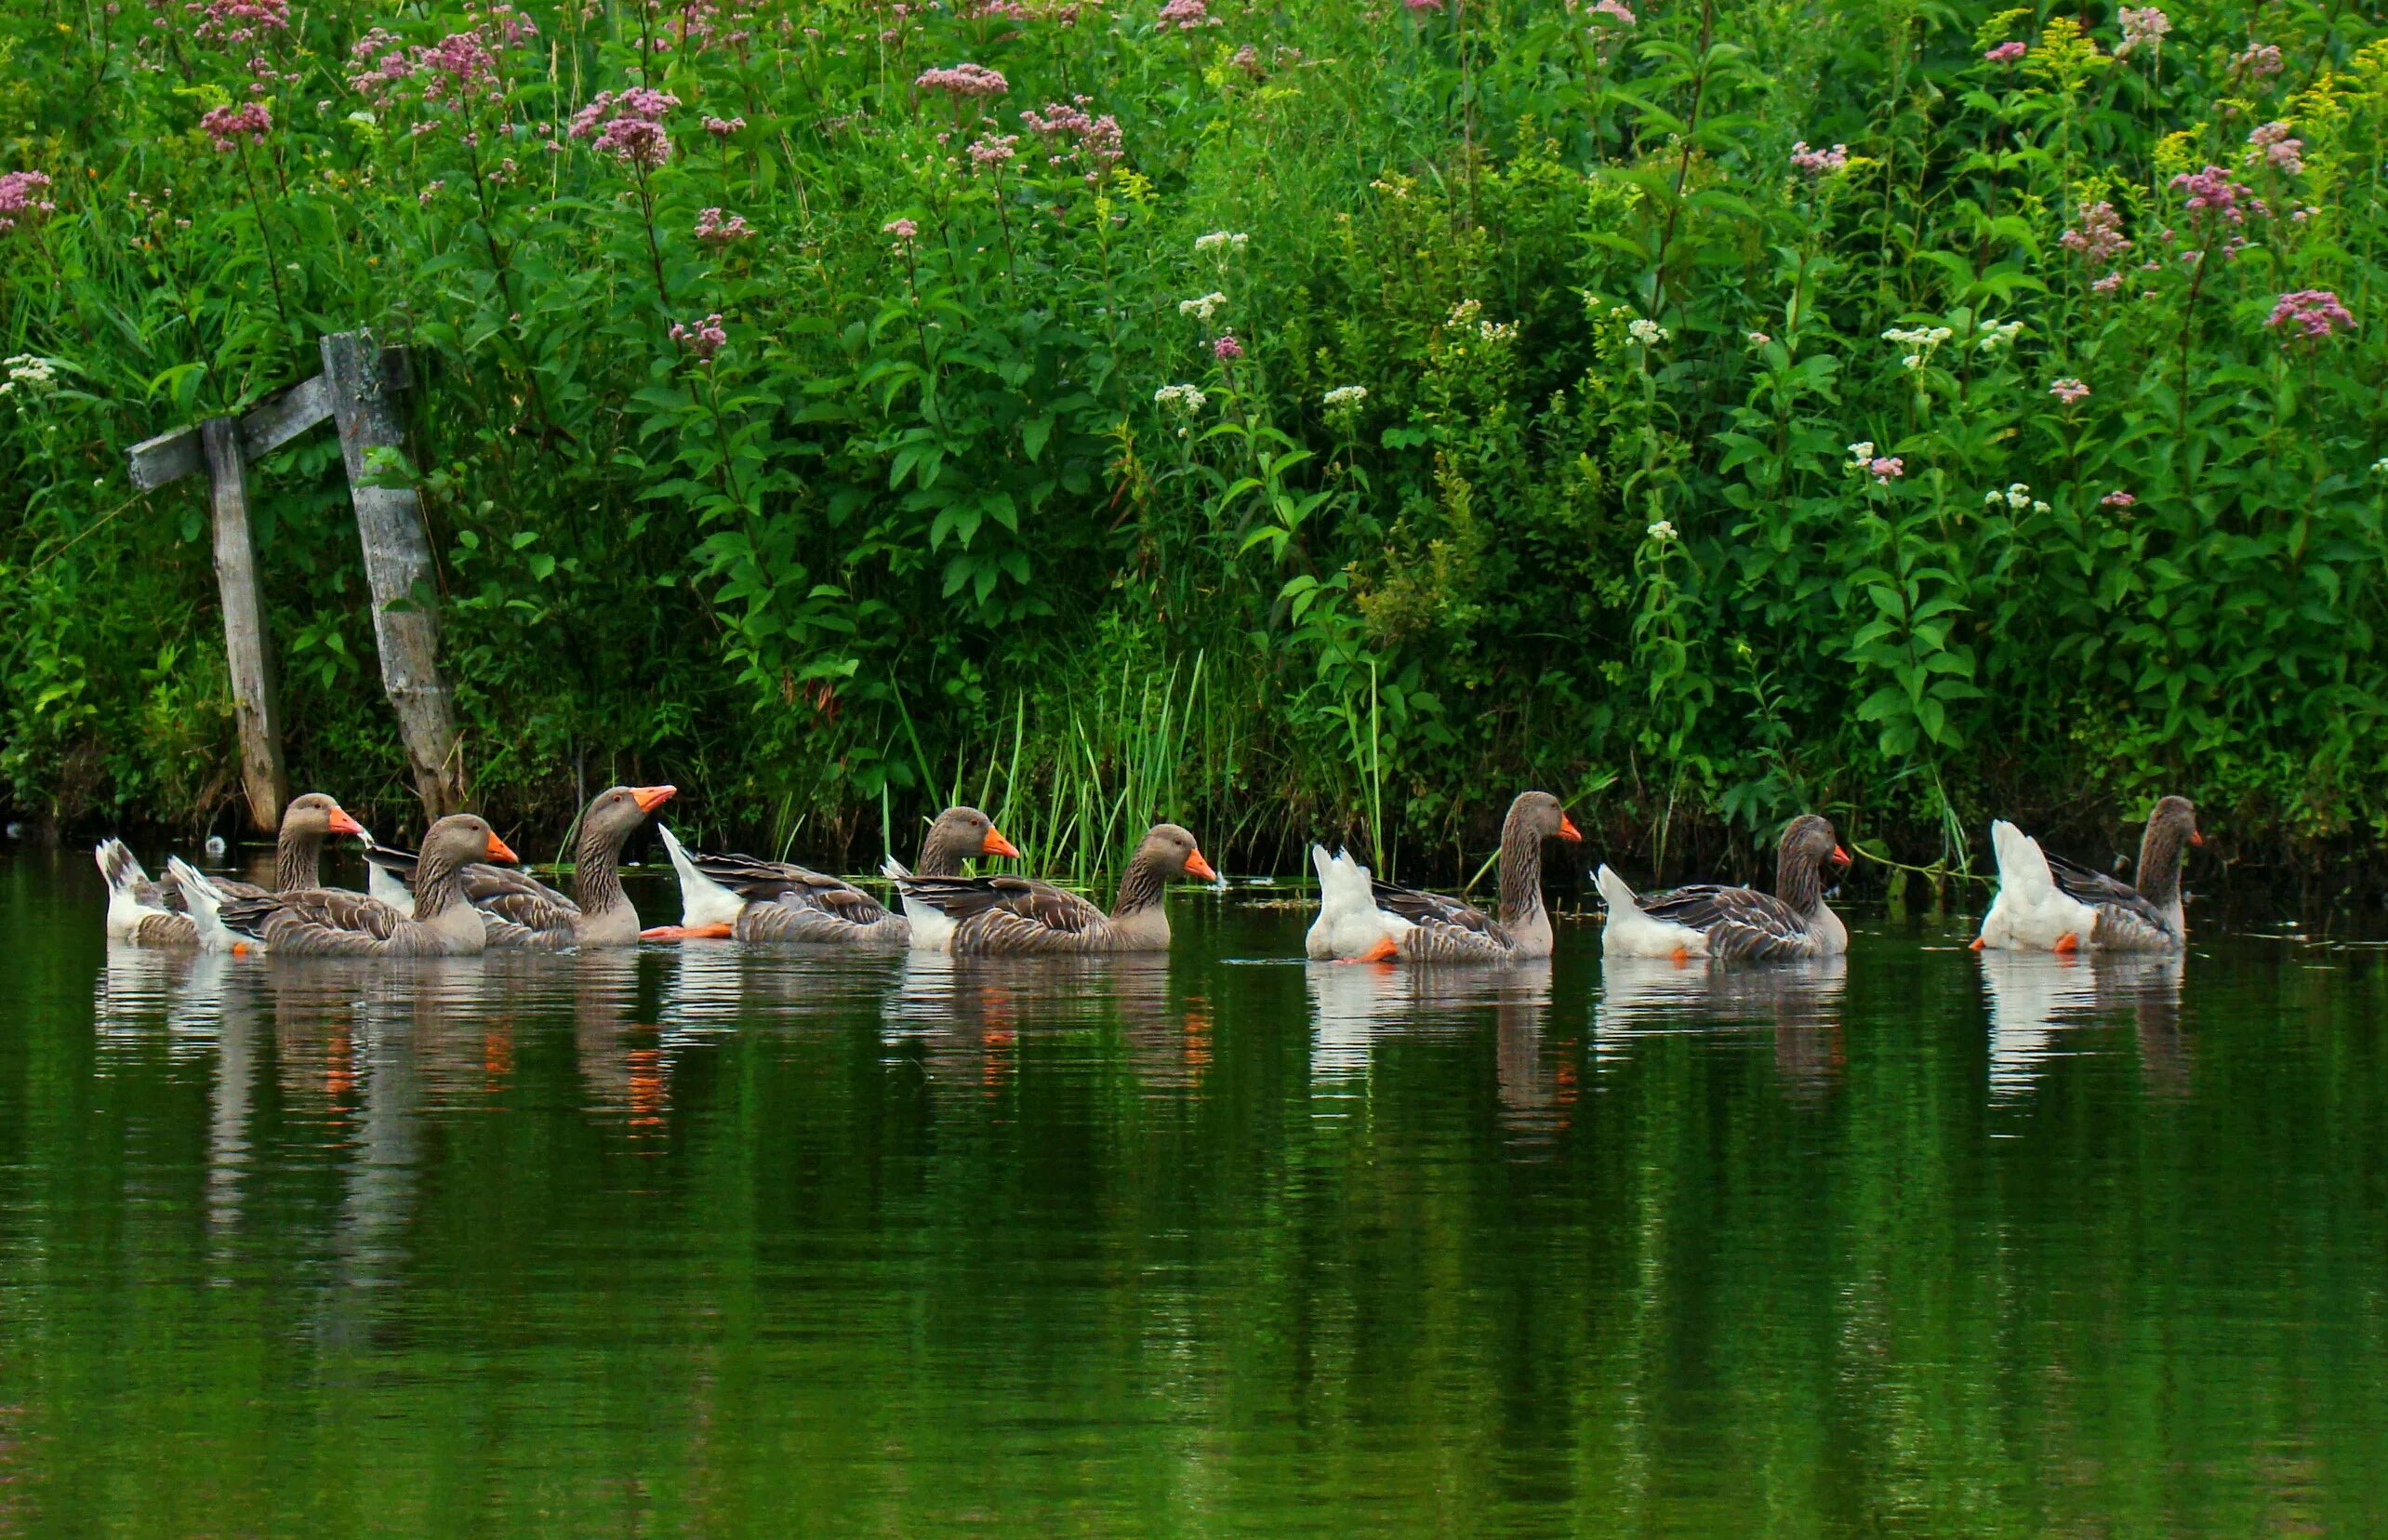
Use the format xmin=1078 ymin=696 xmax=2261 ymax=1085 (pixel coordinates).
xmin=3 ymin=849 xmax=2384 ymax=1536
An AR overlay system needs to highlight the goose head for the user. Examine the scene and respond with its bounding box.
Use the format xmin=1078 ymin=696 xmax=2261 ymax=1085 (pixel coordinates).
xmin=926 ymin=804 xmax=1022 ymax=866
xmin=1137 ymin=823 xmax=1217 ymax=883
xmin=1505 ymin=790 xmax=1584 ymax=845
xmin=282 ymin=792 xmax=365 ymax=841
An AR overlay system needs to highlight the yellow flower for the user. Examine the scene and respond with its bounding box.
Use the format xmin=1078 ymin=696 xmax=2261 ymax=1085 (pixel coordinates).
xmin=2153 ymin=126 xmax=2205 ymax=180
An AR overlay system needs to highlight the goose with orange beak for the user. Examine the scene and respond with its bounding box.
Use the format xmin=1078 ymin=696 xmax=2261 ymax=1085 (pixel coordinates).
xmin=1309 ymin=791 xmax=1581 ymax=962
xmin=1973 ymin=796 xmax=2199 ymax=953
xmin=646 ymin=804 xmax=1023 ymax=948
xmin=98 ymin=791 xmax=368 ymax=947
xmin=896 ymin=822 xmax=1214 ymax=955
xmin=1598 ymin=814 xmax=1851 ymax=962
xmin=172 ymin=815 xmax=520 ymax=956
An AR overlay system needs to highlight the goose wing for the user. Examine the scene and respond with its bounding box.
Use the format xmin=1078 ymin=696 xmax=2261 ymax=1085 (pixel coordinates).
xmin=683 ymin=849 xmax=829 ymax=904
xmin=2044 ymin=852 xmax=2173 ymax=937
xmin=762 ymin=868 xmax=895 ymax=925
xmin=1369 ymin=880 xmax=1502 ymax=938
xmin=222 ymin=886 xmax=408 ymax=945
xmin=901 ymin=874 xmax=1104 ymax=934
xmin=462 ymin=862 xmax=581 ymax=930
xmin=1638 ymin=883 xmax=1816 ymax=962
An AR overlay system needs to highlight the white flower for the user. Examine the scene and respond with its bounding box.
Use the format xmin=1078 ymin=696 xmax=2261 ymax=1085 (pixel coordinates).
xmin=2372 ymin=456 xmax=2388 ymax=477
xmin=1984 ymin=489 xmax=2003 ymax=506
xmin=1479 ymin=318 xmax=1520 ymax=344
xmin=1448 ymin=299 xmax=1485 ymax=326
xmin=1977 ymin=319 xmax=2024 ymax=352
xmin=1192 ymin=230 xmax=1249 ymax=256
xmin=1153 ymin=382 xmax=1208 ymax=415
xmin=1627 ymin=316 xmax=1668 ymax=345
xmin=2031 ymin=500 xmax=2050 ymax=515
xmin=1848 ymin=441 xmax=1876 ymax=461
xmin=1322 ymin=384 xmax=1369 ymax=411
xmin=1647 ymin=520 xmax=1678 ymax=542
xmin=1177 ymin=292 xmax=1227 ymax=324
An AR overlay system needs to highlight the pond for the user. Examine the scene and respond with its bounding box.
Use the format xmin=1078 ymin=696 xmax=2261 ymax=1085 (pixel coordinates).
xmin=2 ymin=847 xmax=2384 ymax=1536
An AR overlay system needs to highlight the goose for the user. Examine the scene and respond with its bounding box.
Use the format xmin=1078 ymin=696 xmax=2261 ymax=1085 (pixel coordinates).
xmin=359 ymin=786 xmax=675 ymax=948
xmin=173 ymin=815 xmax=519 ymax=956
xmin=644 ymin=805 xmax=1018 ymax=946
xmin=896 ymin=822 xmax=1214 ymax=955
xmin=1597 ymin=814 xmax=1851 ymax=961
xmin=98 ymin=792 xmax=365 ymax=946
xmin=1974 ymin=796 xmax=2199 ymax=953
xmin=1307 ymin=791 xmax=1582 ymax=962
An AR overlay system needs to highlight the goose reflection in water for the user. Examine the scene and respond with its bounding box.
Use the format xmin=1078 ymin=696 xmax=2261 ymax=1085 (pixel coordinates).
xmin=883 ymin=949 xmax=1185 ymax=1093
xmin=1304 ymin=961 xmax=1567 ymax=1139
xmin=1593 ymin=955 xmax=1849 ymax=1100
xmin=1978 ymin=949 xmax=2185 ymax=1103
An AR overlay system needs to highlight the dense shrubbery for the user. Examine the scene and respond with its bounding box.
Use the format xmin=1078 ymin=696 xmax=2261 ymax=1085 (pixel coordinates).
xmin=2 ymin=0 xmax=2384 ymax=880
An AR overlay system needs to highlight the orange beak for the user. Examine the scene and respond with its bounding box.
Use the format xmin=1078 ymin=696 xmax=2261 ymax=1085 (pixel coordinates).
xmin=1184 ymin=849 xmax=1219 ymax=883
xmin=1831 ymin=844 xmax=1852 ymax=867
xmin=1558 ymin=814 xmax=1583 ymax=843
xmin=630 ymin=785 xmax=677 ymax=813
xmin=2190 ymin=830 xmax=2205 ymax=847
xmin=484 ymin=831 xmax=520 ymax=863
xmin=982 ymin=828 xmax=1021 ymax=858
xmin=325 ymin=805 xmax=365 ymax=837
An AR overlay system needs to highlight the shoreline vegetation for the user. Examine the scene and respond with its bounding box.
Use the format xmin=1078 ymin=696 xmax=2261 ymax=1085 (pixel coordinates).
xmin=4 ymin=0 xmax=2386 ymax=896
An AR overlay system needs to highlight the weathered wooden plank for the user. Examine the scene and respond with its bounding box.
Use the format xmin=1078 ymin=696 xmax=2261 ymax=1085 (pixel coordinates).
xmin=321 ymin=330 xmax=466 ymax=816
xmin=126 ymin=425 xmax=201 ymax=491
xmin=126 ymin=349 xmax=406 ymax=490
xmin=202 ymin=416 xmax=290 ymax=834
xmin=236 ymin=373 xmax=333 ymax=462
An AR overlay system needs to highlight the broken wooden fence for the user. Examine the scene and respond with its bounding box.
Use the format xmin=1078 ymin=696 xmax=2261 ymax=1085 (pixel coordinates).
xmin=125 ymin=329 xmax=466 ymax=830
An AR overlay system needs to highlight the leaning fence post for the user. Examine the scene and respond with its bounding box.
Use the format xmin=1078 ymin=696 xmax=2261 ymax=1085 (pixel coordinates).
xmin=199 ymin=416 xmax=289 ymax=832
xmin=320 ymin=330 xmax=466 ymax=816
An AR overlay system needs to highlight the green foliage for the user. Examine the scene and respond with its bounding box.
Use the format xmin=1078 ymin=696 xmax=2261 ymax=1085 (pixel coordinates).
xmin=2 ymin=0 xmax=2385 ymax=872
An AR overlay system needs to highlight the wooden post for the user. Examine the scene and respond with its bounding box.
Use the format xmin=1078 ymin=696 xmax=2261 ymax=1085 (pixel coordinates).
xmin=320 ymin=330 xmax=466 ymax=816
xmin=200 ymin=416 xmax=289 ymax=832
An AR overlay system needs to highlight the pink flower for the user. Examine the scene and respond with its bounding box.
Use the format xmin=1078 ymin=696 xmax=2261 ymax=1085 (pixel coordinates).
xmin=570 ymin=87 xmax=679 ymax=169
xmin=2101 ymin=489 xmax=2137 ymax=509
xmin=186 ymin=0 xmax=285 ymax=47
xmin=2049 ymin=378 xmax=2090 ymax=405
xmin=1020 ymin=98 xmax=1124 ymax=179
xmin=2169 ymin=165 xmax=2266 ymax=230
xmin=1590 ymin=0 xmax=1635 ymax=24
xmin=703 ymin=114 xmax=745 ymax=138
xmin=2060 ymin=201 xmax=2130 ymax=266
xmin=1868 ymin=456 xmax=1904 ymax=482
xmin=1214 ymin=333 xmax=1244 ymax=361
xmin=915 ymin=61 xmax=1009 ymax=97
xmin=670 ymin=312 xmax=729 ymax=362
xmin=695 ymin=206 xmax=755 ymax=244
xmin=967 ymin=132 xmax=1018 ymax=168
xmin=1402 ymin=0 xmax=1441 ymax=9
xmin=1789 ymin=140 xmax=1847 ymax=177
xmin=882 ymin=217 xmax=919 ymax=240
xmin=1745 ymin=331 xmax=1771 ymax=346
xmin=1158 ymin=0 xmax=1225 ymax=27
xmin=2231 ymin=43 xmax=2283 ymax=80
xmin=418 ymin=179 xmax=443 ymax=206
xmin=199 ymin=101 xmax=272 ymax=151
xmin=2091 ymin=272 xmax=2122 ymax=294
xmin=2247 ymin=121 xmax=2303 ymax=175
xmin=2116 ymin=6 xmax=2169 ymax=58
xmin=1983 ymin=40 xmax=2026 ymax=63
xmin=2264 ymin=289 xmax=2355 ymax=343
xmin=0 ymin=170 xmax=56 ymax=232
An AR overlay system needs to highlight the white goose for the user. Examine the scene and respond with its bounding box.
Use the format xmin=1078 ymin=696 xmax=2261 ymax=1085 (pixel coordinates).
xmin=1305 ymin=791 xmax=1580 ymax=963
xmin=1975 ymin=796 xmax=2198 ymax=953
xmin=1598 ymin=814 xmax=1851 ymax=961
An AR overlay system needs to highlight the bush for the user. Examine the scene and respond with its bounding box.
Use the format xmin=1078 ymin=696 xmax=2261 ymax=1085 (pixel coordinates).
xmin=2 ymin=0 xmax=2383 ymax=880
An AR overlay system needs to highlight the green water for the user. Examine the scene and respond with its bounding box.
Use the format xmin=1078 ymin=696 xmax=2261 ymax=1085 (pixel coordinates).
xmin=3 ymin=848 xmax=2386 ymax=1537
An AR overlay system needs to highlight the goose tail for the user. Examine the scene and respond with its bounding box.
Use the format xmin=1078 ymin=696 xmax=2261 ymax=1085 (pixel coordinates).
xmin=166 ymin=856 xmax=239 ymax=952
xmin=1988 ymin=820 xmax=2056 ymax=898
xmin=1595 ymin=863 xmax=1645 ymax=919
xmin=656 ymin=824 xmax=745 ymax=930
